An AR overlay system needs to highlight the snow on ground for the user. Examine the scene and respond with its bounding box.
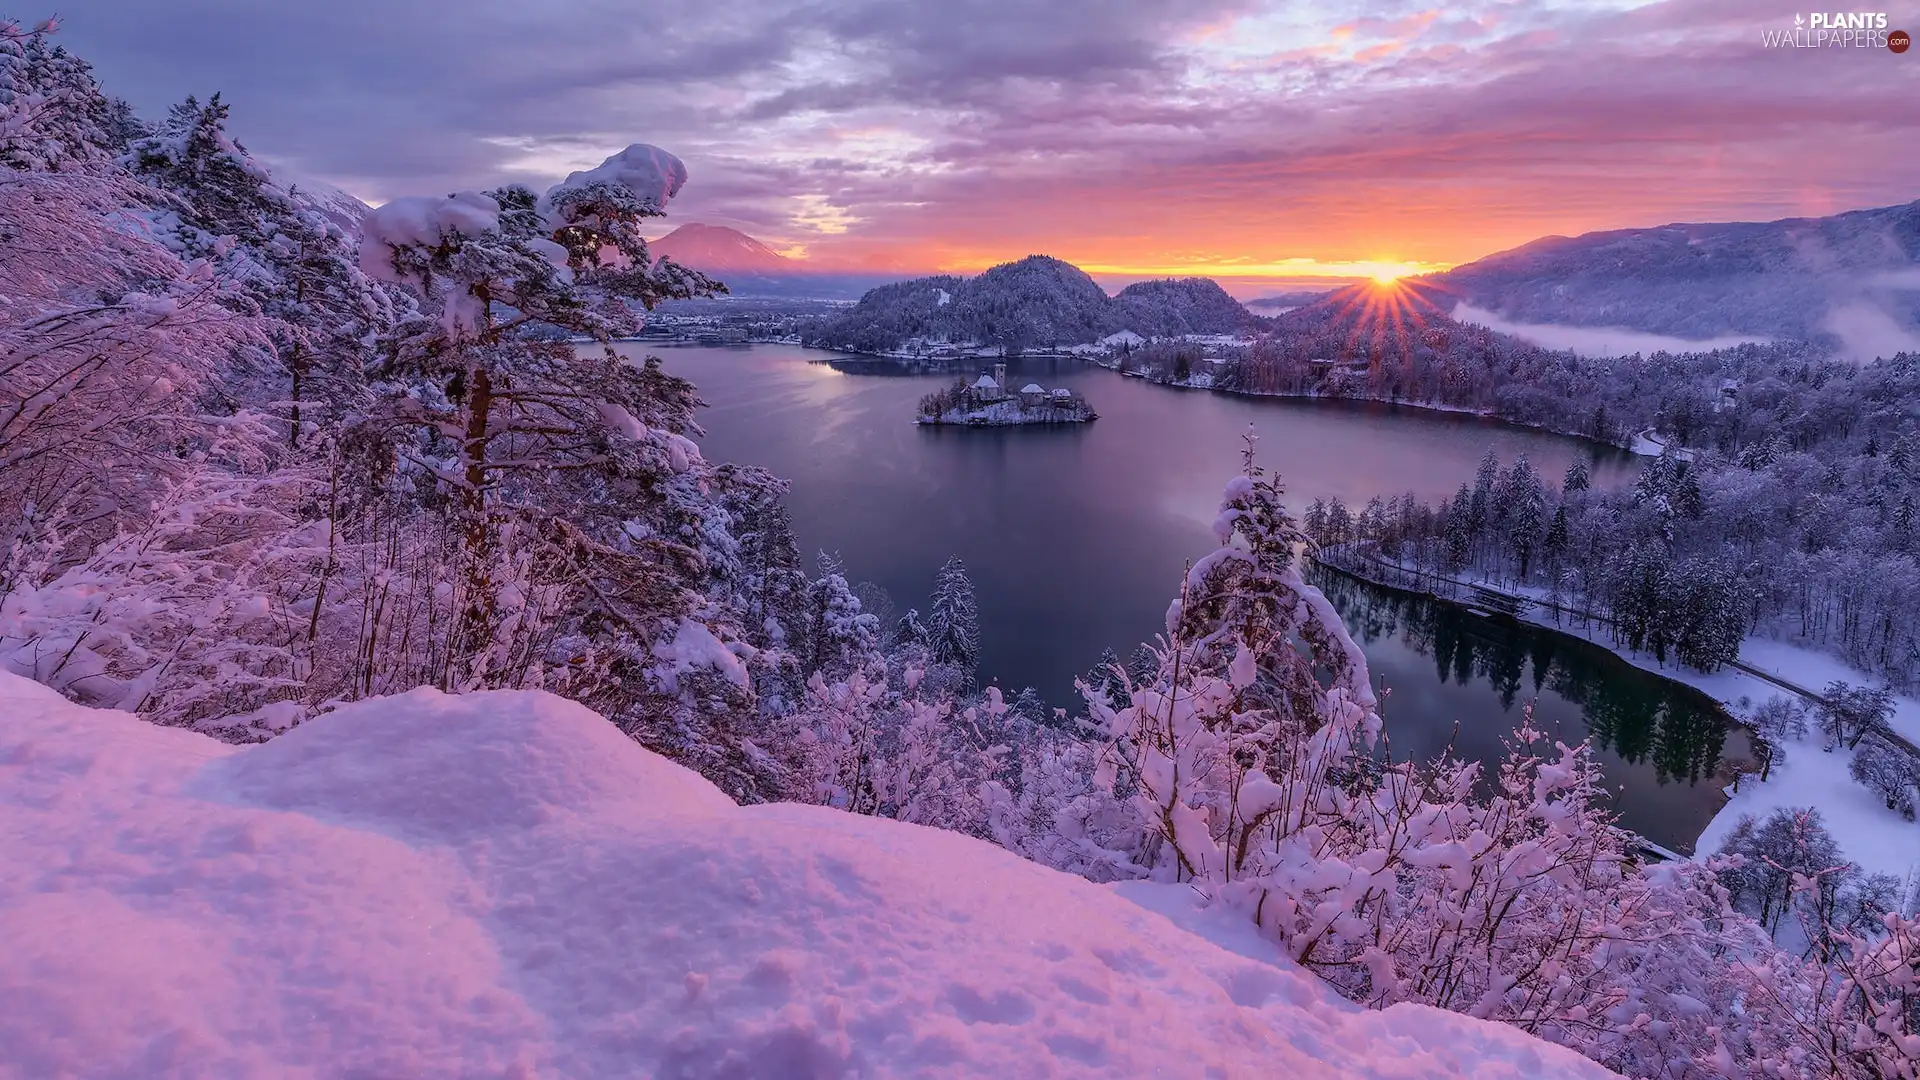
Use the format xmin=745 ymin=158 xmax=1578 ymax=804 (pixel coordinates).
xmin=0 ymin=673 xmax=1613 ymax=1079
xmin=1735 ymin=636 xmax=1920 ymax=744
xmin=1372 ymin=556 xmax=1920 ymax=879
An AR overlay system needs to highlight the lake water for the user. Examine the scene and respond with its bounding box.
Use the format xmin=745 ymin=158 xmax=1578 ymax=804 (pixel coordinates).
xmin=623 ymin=341 xmax=1749 ymax=851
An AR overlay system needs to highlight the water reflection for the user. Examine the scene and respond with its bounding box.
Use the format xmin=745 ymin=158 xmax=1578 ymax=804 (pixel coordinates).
xmin=1311 ymin=566 xmax=1751 ymax=850
xmin=623 ymin=342 xmax=1735 ymax=851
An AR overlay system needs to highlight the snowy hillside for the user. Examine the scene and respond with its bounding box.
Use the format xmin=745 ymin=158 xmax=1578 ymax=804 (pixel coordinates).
xmin=803 ymin=255 xmax=1265 ymax=353
xmin=1427 ymin=200 xmax=1920 ymax=355
xmin=277 ymin=171 xmax=371 ymax=233
xmin=0 ymin=673 xmax=1612 ymax=1079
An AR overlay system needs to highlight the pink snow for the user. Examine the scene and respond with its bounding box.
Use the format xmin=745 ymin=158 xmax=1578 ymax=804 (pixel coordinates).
xmin=650 ymin=616 xmax=750 ymax=690
xmin=357 ymin=191 xmax=500 ymax=284
xmin=0 ymin=674 xmax=1615 ymax=1079
xmin=547 ymin=144 xmax=687 ymax=210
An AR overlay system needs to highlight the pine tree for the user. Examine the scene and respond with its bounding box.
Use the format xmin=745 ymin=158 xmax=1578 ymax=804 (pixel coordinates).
xmin=356 ymin=145 xmax=722 ymax=679
xmin=1562 ymin=458 xmax=1590 ymax=497
xmin=1498 ymin=456 xmax=1545 ymax=578
xmin=1443 ymin=484 xmax=1473 ymax=570
xmin=127 ymin=96 xmax=389 ymax=447
xmin=805 ymin=571 xmax=879 ymax=676
xmin=927 ymin=554 xmax=981 ymax=677
xmin=1543 ymin=505 xmax=1570 ymax=567
xmin=1078 ymin=646 xmax=1128 ymax=709
xmin=0 ymin=21 xmax=120 ymax=171
xmin=1303 ymin=497 xmax=1328 ymax=547
xmin=1325 ymin=497 xmax=1352 ymax=547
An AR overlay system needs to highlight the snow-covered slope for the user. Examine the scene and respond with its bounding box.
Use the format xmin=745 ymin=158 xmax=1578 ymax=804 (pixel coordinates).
xmin=275 ymin=170 xmax=371 ymax=233
xmin=0 ymin=674 xmax=1614 ymax=1079
xmin=1426 ymin=201 xmax=1920 ymax=354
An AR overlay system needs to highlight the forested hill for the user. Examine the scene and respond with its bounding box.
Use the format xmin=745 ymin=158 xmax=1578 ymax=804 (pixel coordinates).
xmin=800 ymin=255 xmax=1265 ymax=353
xmin=1426 ymin=200 xmax=1920 ymax=349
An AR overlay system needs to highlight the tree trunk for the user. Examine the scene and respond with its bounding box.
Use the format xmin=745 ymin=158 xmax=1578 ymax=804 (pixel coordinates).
xmin=455 ymin=365 xmax=497 ymax=672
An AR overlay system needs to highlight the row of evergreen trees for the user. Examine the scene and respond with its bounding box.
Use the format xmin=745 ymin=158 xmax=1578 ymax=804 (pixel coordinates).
xmin=1304 ymin=448 xmax=1749 ymax=673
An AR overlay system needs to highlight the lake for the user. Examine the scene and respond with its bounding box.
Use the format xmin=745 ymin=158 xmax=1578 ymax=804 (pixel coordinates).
xmin=622 ymin=341 xmax=1749 ymax=851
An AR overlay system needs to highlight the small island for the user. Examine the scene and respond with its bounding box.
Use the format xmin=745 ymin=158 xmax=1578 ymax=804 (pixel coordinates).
xmin=916 ymin=365 xmax=1097 ymax=426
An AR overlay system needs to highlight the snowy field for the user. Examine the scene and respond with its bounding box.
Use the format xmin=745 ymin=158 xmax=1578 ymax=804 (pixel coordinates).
xmin=0 ymin=674 xmax=1614 ymax=1078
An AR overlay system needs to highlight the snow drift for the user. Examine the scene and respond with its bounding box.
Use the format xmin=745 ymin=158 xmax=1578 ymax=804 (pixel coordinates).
xmin=0 ymin=673 xmax=1613 ymax=1079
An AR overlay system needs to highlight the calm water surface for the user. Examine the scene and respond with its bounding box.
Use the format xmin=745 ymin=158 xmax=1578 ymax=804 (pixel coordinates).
xmin=623 ymin=342 xmax=1748 ymax=850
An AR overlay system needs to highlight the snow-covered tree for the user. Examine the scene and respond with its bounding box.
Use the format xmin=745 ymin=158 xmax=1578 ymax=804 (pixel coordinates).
xmin=1819 ymin=681 xmax=1896 ymax=750
xmin=1850 ymin=742 xmax=1919 ymax=820
xmin=926 ymin=554 xmax=981 ymax=677
xmin=355 ymin=145 xmax=722 ymax=685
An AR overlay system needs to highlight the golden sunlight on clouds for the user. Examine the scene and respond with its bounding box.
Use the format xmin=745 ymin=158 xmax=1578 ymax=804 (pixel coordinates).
xmin=1069 ymin=256 xmax=1449 ymax=282
xmin=790 ymin=193 xmax=858 ymax=235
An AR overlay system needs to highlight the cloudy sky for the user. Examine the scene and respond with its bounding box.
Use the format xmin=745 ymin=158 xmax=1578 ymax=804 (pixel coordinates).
xmin=49 ymin=0 xmax=1920 ymax=286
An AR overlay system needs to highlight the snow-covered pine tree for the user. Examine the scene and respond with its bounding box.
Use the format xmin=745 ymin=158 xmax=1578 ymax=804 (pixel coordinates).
xmin=805 ymin=569 xmax=880 ymax=677
xmin=926 ymin=554 xmax=981 ymax=678
xmin=1325 ymin=497 xmax=1352 ymax=548
xmin=0 ymin=18 xmax=124 ymax=171
xmin=1303 ymin=497 xmax=1329 ymax=546
xmin=1499 ymin=456 xmax=1545 ymax=578
xmin=125 ymin=94 xmax=390 ymax=448
xmin=1443 ymin=483 xmax=1473 ymax=570
xmin=356 ymin=145 xmax=722 ymax=686
xmin=1562 ymin=458 xmax=1590 ymax=497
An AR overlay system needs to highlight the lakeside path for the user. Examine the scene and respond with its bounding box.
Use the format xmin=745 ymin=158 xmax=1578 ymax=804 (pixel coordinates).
xmin=1315 ymin=545 xmax=1920 ymax=881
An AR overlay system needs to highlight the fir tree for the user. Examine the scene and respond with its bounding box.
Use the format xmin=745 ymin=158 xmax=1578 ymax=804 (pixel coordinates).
xmin=1562 ymin=458 xmax=1590 ymax=497
xmin=927 ymin=554 xmax=982 ymax=677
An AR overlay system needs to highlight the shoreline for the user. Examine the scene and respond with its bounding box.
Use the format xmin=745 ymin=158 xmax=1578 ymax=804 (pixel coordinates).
xmin=1314 ymin=546 xmax=1920 ymax=880
xmin=1308 ymin=550 xmax=1747 ymax=861
xmin=792 ymin=341 xmax=1651 ymax=457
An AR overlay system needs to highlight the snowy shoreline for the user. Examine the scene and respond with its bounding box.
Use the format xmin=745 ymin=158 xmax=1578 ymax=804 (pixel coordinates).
xmin=798 ymin=342 xmax=1648 ymax=456
xmin=1316 ymin=550 xmax=1920 ymax=880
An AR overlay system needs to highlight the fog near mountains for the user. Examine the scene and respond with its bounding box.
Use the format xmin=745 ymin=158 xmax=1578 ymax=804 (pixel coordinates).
xmin=1451 ymin=303 xmax=1768 ymax=359
xmin=1431 ymin=199 xmax=1920 ymax=362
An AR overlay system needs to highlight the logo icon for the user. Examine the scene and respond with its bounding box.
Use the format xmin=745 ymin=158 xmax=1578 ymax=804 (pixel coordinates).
xmin=1795 ymin=12 xmax=1805 ymax=25
xmin=1892 ymin=28 xmax=1912 ymax=51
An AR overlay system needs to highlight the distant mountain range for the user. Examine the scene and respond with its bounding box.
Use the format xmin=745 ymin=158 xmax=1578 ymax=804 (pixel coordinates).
xmin=800 ymin=255 xmax=1266 ymax=353
xmin=1426 ymin=199 xmax=1920 ymax=355
xmin=1245 ymin=290 xmax=1339 ymax=312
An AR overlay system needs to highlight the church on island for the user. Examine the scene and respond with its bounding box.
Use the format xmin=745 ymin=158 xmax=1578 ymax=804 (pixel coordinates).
xmin=916 ymin=364 xmax=1097 ymax=426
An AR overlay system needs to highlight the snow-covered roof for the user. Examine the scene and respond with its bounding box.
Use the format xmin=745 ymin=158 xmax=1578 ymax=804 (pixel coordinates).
xmin=1051 ymin=388 xmax=1073 ymax=396
xmin=972 ymin=374 xmax=999 ymax=389
xmin=1020 ymin=383 xmax=1046 ymax=394
xmin=1101 ymin=330 xmax=1145 ymax=346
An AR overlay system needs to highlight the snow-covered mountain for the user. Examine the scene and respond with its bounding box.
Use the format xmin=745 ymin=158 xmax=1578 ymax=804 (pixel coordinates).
xmin=803 ymin=255 xmax=1266 ymax=353
xmin=1427 ymin=200 xmax=1920 ymax=354
xmin=0 ymin=673 xmax=1613 ymax=1079
xmin=649 ymin=222 xmax=794 ymax=275
xmin=647 ymin=222 xmax=904 ymax=300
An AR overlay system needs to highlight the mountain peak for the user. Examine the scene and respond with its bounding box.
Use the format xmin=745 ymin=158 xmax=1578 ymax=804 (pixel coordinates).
xmin=650 ymin=223 xmax=793 ymax=274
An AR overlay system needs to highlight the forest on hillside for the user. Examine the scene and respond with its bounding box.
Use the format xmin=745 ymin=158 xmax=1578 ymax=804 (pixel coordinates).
xmin=801 ymin=256 xmax=1266 ymax=353
xmin=1106 ymin=292 xmax=1920 ymax=691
